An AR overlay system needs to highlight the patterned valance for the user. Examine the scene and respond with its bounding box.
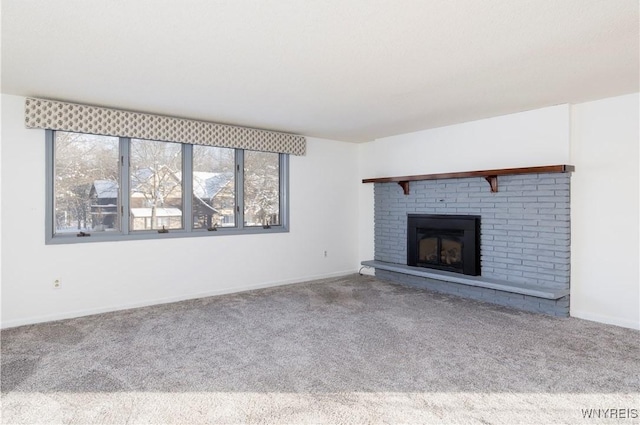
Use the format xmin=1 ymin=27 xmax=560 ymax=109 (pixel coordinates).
xmin=25 ymin=98 xmax=306 ymax=156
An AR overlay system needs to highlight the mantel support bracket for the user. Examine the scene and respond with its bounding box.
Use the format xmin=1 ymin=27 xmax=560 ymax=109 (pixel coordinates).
xmin=485 ymin=176 xmax=498 ymax=193
xmin=398 ymin=181 xmax=410 ymax=195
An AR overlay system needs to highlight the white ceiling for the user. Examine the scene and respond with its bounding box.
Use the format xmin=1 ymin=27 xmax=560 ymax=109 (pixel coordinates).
xmin=2 ymin=0 xmax=638 ymax=142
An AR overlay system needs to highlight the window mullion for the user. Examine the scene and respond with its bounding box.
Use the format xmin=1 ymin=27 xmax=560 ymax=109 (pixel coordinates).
xmin=183 ymin=144 xmax=193 ymax=232
xmin=280 ymin=153 xmax=289 ymax=230
xmin=120 ymin=138 xmax=130 ymax=235
xmin=45 ymin=130 xmax=55 ymax=242
xmin=236 ymin=149 xmax=245 ymax=229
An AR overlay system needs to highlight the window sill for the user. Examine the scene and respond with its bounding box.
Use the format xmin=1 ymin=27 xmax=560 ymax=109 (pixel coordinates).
xmin=46 ymin=226 xmax=289 ymax=245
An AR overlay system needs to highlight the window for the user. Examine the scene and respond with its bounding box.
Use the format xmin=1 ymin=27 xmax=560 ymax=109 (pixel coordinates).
xmin=53 ymin=131 xmax=120 ymax=234
xmin=46 ymin=130 xmax=288 ymax=243
xmin=192 ymin=145 xmax=236 ymax=229
xmin=244 ymin=151 xmax=280 ymax=227
xmin=130 ymin=139 xmax=183 ymax=231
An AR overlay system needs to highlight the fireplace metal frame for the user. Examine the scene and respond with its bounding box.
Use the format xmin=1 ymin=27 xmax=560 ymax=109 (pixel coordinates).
xmin=407 ymin=214 xmax=481 ymax=276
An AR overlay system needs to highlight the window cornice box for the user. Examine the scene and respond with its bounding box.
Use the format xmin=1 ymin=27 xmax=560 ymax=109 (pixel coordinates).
xmin=25 ymin=98 xmax=306 ymax=156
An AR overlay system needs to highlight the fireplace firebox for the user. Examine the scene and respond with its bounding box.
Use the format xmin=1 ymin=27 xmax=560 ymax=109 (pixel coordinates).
xmin=407 ymin=214 xmax=481 ymax=276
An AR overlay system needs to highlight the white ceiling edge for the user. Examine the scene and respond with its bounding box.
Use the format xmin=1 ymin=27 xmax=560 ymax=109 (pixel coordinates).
xmin=2 ymin=0 xmax=638 ymax=142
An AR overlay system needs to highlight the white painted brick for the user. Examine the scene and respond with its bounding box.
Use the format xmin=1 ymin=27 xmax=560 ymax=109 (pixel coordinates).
xmin=507 ymin=230 xmax=538 ymax=238
xmin=494 ymin=257 xmax=522 ymax=265
xmin=495 ymin=224 xmax=524 ymax=231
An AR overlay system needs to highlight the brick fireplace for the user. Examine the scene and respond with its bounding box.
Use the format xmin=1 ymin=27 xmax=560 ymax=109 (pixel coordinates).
xmin=364 ymin=170 xmax=572 ymax=316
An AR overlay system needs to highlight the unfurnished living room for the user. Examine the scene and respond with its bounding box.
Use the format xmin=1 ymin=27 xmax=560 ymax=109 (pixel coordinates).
xmin=1 ymin=1 xmax=639 ymax=424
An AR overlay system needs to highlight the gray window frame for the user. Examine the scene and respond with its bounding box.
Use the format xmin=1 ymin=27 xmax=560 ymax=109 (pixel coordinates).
xmin=45 ymin=130 xmax=290 ymax=244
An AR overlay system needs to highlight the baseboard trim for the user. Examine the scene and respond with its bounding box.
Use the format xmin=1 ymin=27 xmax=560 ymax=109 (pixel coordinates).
xmin=571 ymin=309 xmax=640 ymax=330
xmin=0 ymin=270 xmax=356 ymax=329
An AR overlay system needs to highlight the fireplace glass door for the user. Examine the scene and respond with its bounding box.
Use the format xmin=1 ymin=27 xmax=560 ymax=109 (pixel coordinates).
xmin=417 ymin=230 xmax=464 ymax=271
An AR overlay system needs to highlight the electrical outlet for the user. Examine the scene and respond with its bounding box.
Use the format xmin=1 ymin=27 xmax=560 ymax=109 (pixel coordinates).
xmin=53 ymin=279 xmax=61 ymax=289
xmin=323 ymin=250 xmax=328 ymax=258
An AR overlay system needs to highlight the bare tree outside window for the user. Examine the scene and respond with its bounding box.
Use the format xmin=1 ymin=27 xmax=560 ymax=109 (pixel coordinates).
xmin=130 ymin=139 xmax=183 ymax=230
xmin=244 ymin=151 xmax=279 ymax=226
xmin=192 ymin=145 xmax=236 ymax=229
xmin=54 ymin=132 xmax=119 ymax=233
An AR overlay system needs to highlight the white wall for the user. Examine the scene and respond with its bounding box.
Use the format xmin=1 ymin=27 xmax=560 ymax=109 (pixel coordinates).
xmin=570 ymin=93 xmax=639 ymax=329
xmin=0 ymin=94 xmax=361 ymax=328
xmin=357 ymin=96 xmax=640 ymax=329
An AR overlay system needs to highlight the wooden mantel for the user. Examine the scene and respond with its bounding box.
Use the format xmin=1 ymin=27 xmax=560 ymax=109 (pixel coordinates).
xmin=362 ymin=164 xmax=575 ymax=194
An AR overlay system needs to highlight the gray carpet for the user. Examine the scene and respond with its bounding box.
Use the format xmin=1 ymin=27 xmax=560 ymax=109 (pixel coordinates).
xmin=1 ymin=274 xmax=639 ymax=424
